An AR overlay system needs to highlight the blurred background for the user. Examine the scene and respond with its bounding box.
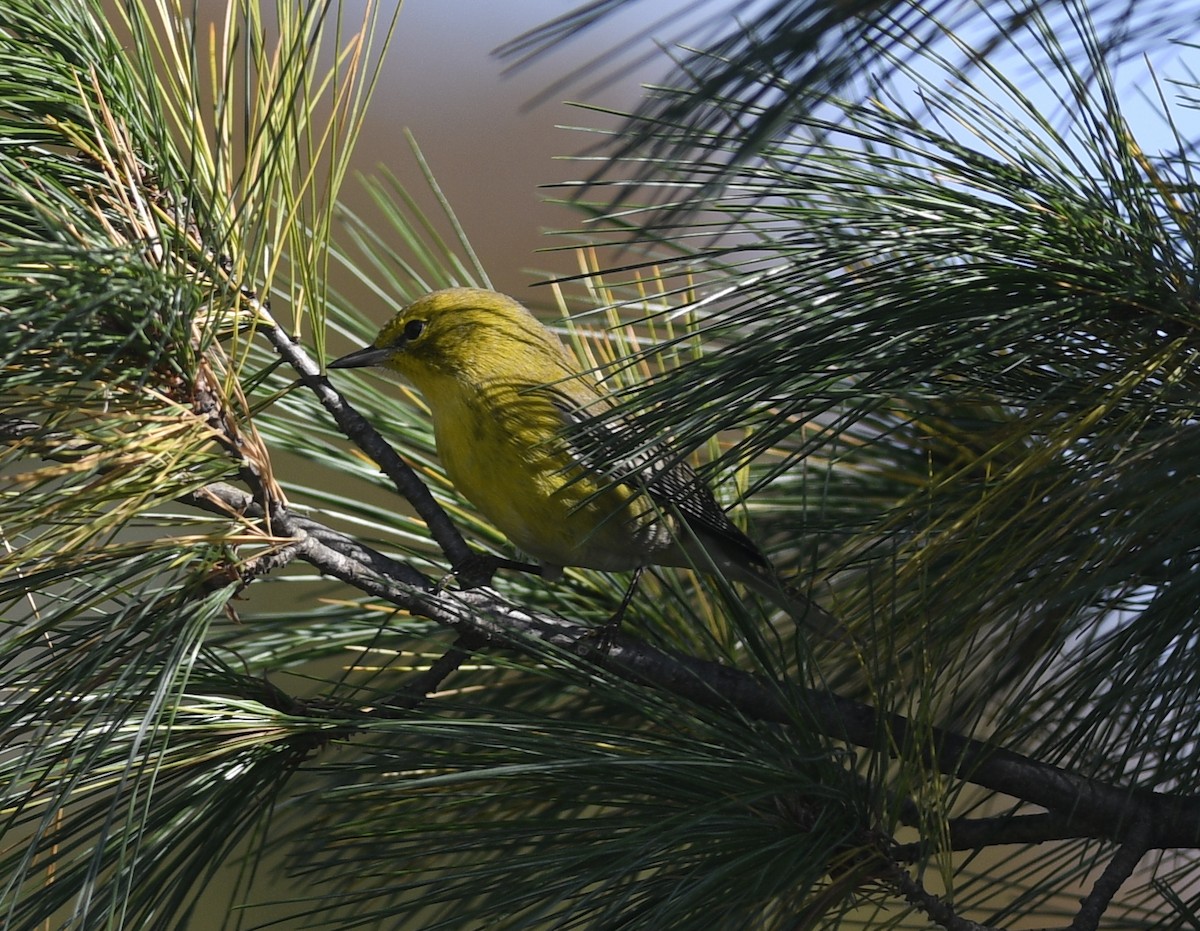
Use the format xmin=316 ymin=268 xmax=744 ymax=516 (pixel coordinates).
xmin=334 ymin=0 xmax=689 ymax=306
xmin=328 ymin=0 xmax=1193 ymax=312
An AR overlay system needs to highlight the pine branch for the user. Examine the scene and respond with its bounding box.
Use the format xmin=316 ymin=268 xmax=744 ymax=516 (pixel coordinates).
xmin=266 ymin=323 xmax=477 ymax=571
xmin=1067 ymin=823 xmax=1151 ymax=931
xmin=886 ymin=861 xmax=999 ymax=931
xmin=893 ymin=812 xmax=1106 ymax=860
xmin=183 ymin=477 xmax=1200 ymax=856
xmin=185 ymin=481 xmax=430 ymax=591
xmin=371 ymin=632 xmax=488 ymax=714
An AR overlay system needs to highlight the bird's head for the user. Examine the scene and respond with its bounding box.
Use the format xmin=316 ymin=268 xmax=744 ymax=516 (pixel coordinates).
xmin=328 ymin=287 xmax=563 ymax=384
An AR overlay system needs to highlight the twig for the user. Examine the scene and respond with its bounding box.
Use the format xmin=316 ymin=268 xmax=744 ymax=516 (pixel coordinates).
xmin=188 ymin=480 xmax=430 ymax=589
xmin=1068 ymin=824 xmax=1150 ymax=931
xmin=892 ymin=812 xmax=1106 ymax=860
xmin=292 ymin=633 xmax=487 ymax=725
xmin=371 ymin=631 xmax=488 ymax=717
xmin=192 ymin=355 xmax=286 ymax=530
xmin=0 ymin=416 xmax=42 ymax=441
xmin=400 ymin=634 xmax=480 ymax=695
xmin=885 ymin=862 xmax=999 ymax=931
xmin=266 ymin=323 xmax=475 ymax=570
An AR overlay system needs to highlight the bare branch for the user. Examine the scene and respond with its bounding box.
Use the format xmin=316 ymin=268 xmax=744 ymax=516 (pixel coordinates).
xmin=187 ymin=481 xmax=430 ymax=588
xmin=201 ymin=482 xmax=1200 ymax=855
xmin=372 ymin=631 xmax=488 ymax=715
xmin=893 ymin=812 xmax=1106 ymax=860
xmin=0 ymin=416 xmax=42 ymax=441
xmin=1068 ymin=823 xmax=1151 ymax=931
xmin=885 ymin=861 xmax=1000 ymax=931
xmin=266 ymin=323 xmax=476 ymax=570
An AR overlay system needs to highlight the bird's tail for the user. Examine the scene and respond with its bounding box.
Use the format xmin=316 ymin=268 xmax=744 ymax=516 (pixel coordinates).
xmin=683 ymin=535 xmax=846 ymax=641
xmin=732 ymin=563 xmax=846 ymax=642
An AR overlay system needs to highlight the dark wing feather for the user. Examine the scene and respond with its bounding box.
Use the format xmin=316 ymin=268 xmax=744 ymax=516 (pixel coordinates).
xmin=540 ymin=386 xmax=770 ymax=571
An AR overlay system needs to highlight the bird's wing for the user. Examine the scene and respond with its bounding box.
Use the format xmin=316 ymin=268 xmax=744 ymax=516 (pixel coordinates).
xmin=536 ymin=384 xmax=770 ymax=572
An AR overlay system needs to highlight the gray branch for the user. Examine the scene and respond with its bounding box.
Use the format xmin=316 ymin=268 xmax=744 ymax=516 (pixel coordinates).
xmin=192 ymin=477 xmax=1200 ymax=855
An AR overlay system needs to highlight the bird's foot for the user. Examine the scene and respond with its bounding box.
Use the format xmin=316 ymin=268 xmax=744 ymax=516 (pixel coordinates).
xmin=586 ymin=566 xmax=644 ymax=651
xmin=442 ymin=552 xmax=544 ymax=591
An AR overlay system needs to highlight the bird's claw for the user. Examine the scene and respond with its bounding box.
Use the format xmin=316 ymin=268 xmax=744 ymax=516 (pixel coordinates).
xmin=584 ymin=565 xmax=644 ymax=652
xmin=447 ymin=552 xmax=544 ymax=590
xmin=586 ymin=616 xmax=622 ymax=652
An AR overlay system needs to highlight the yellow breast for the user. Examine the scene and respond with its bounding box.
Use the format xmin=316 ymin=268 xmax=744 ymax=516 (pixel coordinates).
xmin=425 ymin=373 xmax=671 ymax=571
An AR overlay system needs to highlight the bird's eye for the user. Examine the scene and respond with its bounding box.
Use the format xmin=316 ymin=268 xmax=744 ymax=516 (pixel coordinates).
xmin=403 ymin=319 xmax=426 ymax=341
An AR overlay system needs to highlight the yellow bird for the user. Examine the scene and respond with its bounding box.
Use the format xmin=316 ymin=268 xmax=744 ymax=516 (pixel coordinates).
xmin=330 ymin=287 xmax=826 ymax=628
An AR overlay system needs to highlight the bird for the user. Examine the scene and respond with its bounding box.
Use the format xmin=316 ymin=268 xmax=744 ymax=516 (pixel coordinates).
xmin=328 ymin=287 xmax=830 ymax=631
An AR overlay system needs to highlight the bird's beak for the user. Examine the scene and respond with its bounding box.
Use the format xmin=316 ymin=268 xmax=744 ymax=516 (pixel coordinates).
xmin=328 ymin=344 xmax=393 ymax=369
